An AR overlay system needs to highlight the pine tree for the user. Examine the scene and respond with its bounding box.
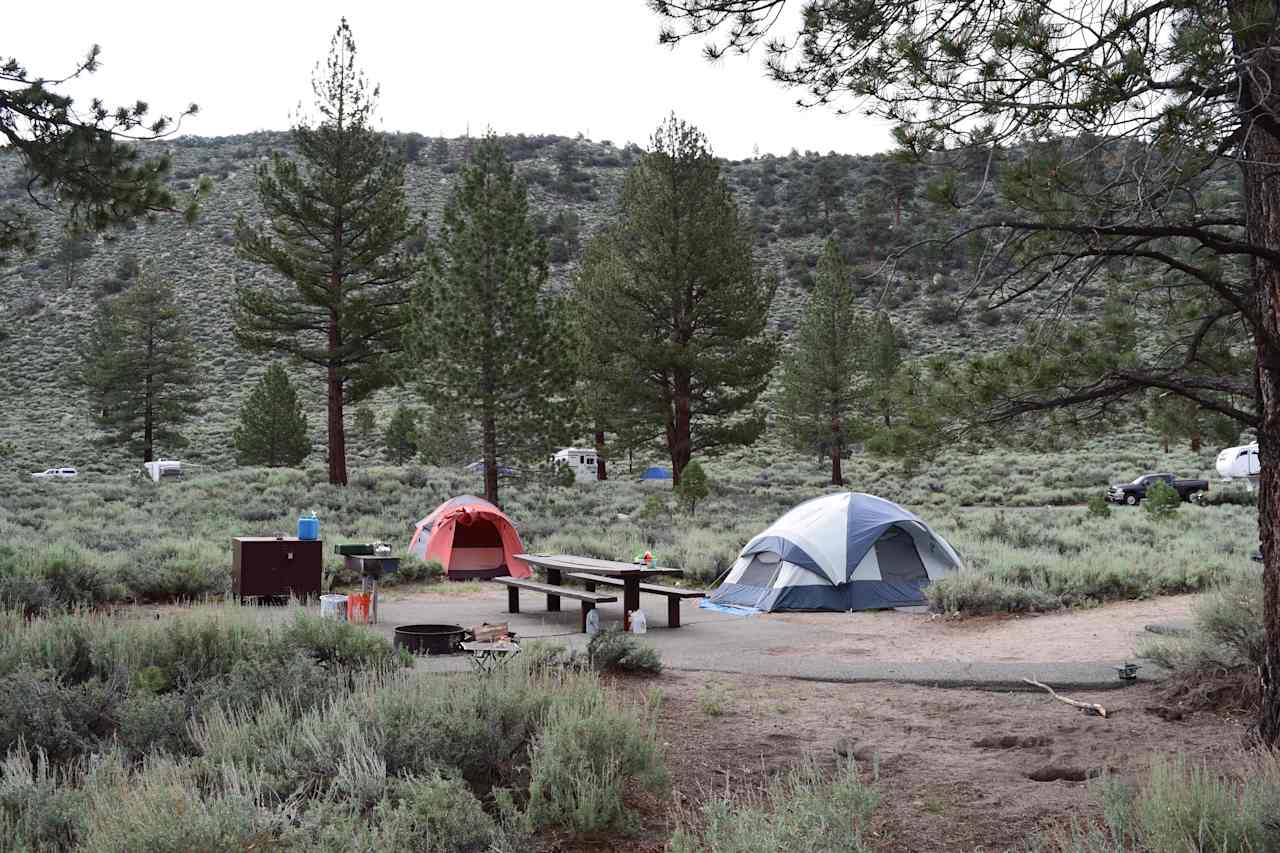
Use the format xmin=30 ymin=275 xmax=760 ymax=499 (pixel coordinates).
xmin=675 ymin=459 xmax=710 ymax=515
xmin=406 ymin=135 xmax=576 ymax=505
xmin=1 ymin=47 xmax=203 ymax=264
xmin=79 ymin=271 xmax=202 ymax=463
xmin=417 ymin=403 xmax=476 ymax=468
xmin=232 ymin=364 xmax=311 ymax=467
xmin=233 ymin=19 xmax=416 ymax=486
xmin=865 ymin=312 xmax=904 ymax=429
xmin=779 ymin=240 xmax=866 ymax=485
xmin=655 ymin=0 xmax=1280 ymax=744
xmin=573 ymin=115 xmax=776 ymax=485
xmin=383 ymin=405 xmax=420 ymax=464
xmin=570 ymin=237 xmax=632 ymax=481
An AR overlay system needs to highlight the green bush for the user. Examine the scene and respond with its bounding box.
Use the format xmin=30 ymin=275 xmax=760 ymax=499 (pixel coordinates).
xmin=0 ymin=606 xmax=401 ymax=767
xmin=1041 ymin=754 xmax=1280 ymax=853
xmin=669 ymin=757 xmax=878 ymax=852
xmin=525 ymin=684 xmax=668 ymax=835
xmin=926 ymin=572 xmax=1059 ymax=615
xmin=1086 ymin=494 xmax=1111 ymax=518
xmin=278 ymin=608 xmax=400 ymax=668
xmin=676 ymin=460 xmax=711 ymax=515
xmin=0 ymin=749 xmax=89 ymax=851
xmin=0 ymin=548 xmax=124 ymax=615
xmin=1138 ymin=569 xmax=1265 ymax=710
xmin=0 ymin=668 xmax=123 ymax=763
xmin=1143 ymin=480 xmax=1182 ymax=518
xmin=396 ymin=558 xmax=443 ymax=584
xmin=375 ymin=772 xmax=497 ymax=853
xmin=77 ymin=764 xmax=263 ymax=853
xmin=587 ymin=628 xmax=663 ymax=674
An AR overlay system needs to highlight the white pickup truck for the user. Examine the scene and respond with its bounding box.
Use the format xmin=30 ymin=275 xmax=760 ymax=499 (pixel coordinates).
xmin=31 ymin=466 xmax=77 ymax=480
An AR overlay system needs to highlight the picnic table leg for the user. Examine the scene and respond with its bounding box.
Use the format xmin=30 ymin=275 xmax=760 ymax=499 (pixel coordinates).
xmin=668 ymin=596 xmax=681 ymax=628
xmin=623 ymin=578 xmax=640 ymax=632
xmin=507 ymin=585 xmax=520 ymax=614
xmin=546 ymin=568 xmax=561 ymax=612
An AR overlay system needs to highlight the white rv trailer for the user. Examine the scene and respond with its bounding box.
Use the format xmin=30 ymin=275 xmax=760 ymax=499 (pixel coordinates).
xmin=1215 ymin=442 xmax=1260 ymax=489
xmin=142 ymin=460 xmax=183 ymax=483
xmin=549 ymin=447 xmax=598 ymax=482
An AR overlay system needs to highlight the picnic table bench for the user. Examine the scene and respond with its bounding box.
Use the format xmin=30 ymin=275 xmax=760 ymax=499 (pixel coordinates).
xmin=491 ymin=576 xmax=617 ymax=632
xmin=565 ymin=572 xmax=706 ymax=628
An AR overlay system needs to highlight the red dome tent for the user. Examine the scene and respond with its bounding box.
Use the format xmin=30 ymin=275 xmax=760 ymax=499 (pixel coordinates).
xmin=407 ymin=495 xmax=531 ymax=581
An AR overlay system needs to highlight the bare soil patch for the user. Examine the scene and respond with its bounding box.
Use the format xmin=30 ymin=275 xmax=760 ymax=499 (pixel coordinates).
xmin=765 ymin=594 xmax=1198 ymax=663
xmin=596 ymin=671 xmax=1248 ymax=853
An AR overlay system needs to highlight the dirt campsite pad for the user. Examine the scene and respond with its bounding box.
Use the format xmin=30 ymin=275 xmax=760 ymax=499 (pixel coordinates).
xmin=763 ymin=594 xmax=1199 ymax=664
xmin=628 ymin=673 xmax=1250 ymax=853
xmin=380 ymin=586 xmax=1244 ymax=850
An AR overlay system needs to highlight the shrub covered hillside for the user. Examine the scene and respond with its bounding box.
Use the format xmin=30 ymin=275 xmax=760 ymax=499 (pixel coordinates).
xmin=0 ymin=431 xmax=1254 ymax=614
xmin=0 ymin=131 xmax=1133 ymax=472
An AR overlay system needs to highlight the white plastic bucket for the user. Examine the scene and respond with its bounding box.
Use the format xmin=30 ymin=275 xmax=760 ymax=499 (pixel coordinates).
xmin=629 ymin=610 xmax=647 ymax=634
xmin=320 ymin=594 xmax=348 ymax=622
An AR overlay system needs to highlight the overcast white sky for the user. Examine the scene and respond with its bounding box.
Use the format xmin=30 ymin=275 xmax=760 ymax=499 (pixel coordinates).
xmin=9 ymin=0 xmax=895 ymax=159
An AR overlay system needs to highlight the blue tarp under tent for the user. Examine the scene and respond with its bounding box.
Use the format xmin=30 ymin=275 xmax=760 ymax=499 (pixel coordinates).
xmin=709 ymin=492 xmax=963 ymax=612
xmin=640 ymin=466 xmax=673 ymax=480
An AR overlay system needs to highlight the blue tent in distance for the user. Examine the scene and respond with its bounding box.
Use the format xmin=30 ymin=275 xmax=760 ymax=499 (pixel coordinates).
xmin=640 ymin=466 xmax=672 ymax=480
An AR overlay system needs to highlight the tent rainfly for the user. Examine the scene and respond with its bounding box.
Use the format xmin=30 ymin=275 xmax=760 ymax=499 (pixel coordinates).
xmin=709 ymin=492 xmax=962 ymax=612
xmin=408 ymin=495 xmax=532 ymax=581
xmin=639 ymin=466 xmax=672 ymax=481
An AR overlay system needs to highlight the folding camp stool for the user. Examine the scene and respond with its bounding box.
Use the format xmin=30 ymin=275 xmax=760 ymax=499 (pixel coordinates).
xmin=459 ymin=640 xmax=521 ymax=674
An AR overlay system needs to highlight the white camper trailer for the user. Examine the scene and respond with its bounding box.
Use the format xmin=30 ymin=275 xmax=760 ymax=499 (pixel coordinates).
xmin=549 ymin=447 xmax=598 ymax=482
xmin=142 ymin=460 xmax=183 ymax=483
xmin=1215 ymin=442 xmax=1260 ymax=489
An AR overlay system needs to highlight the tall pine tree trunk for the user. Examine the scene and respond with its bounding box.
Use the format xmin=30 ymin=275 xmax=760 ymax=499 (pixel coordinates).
xmin=143 ymin=332 xmax=154 ymax=463
xmin=326 ymin=311 xmax=348 ymax=486
xmin=830 ymin=417 xmax=843 ymax=486
xmin=595 ymin=426 xmax=607 ymax=481
xmin=482 ymin=410 xmax=499 ymax=507
xmin=1241 ymin=24 xmax=1280 ymax=746
xmin=143 ymin=376 xmax=154 ymax=463
xmin=669 ymin=371 xmax=693 ymax=485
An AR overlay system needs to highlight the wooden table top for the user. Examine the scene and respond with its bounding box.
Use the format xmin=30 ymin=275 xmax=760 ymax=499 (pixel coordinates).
xmin=515 ymin=553 xmax=683 ymax=577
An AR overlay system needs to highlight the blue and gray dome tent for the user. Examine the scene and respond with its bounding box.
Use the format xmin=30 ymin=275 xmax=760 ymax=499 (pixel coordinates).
xmin=640 ymin=466 xmax=672 ymax=480
xmin=710 ymin=492 xmax=962 ymax=612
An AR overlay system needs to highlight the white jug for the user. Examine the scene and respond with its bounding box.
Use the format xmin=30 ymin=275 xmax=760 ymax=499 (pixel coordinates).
xmin=629 ymin=610 xmax=647 ymax=634
xmin=585 ymin=609 xmax=601 ymax=636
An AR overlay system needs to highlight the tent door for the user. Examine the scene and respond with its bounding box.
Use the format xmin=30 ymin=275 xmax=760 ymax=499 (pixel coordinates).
xmin=874 ymin=526 xmax=929 ymax=586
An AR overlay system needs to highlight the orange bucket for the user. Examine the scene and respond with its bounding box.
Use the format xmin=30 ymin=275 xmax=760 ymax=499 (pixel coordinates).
xmin=347 ymin=593 xmax=371 ymax=624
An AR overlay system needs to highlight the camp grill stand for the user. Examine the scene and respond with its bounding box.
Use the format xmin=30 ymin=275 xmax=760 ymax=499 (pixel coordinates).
xmin=334 ymin=545 xmax=400 ymax=625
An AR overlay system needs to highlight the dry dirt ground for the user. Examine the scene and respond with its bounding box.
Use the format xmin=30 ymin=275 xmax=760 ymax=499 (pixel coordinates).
xmin=379 ymin=586 xmax=1240 ymax=851
xmin=763 ymin=595 xmax=1199 ymax=664
xmin=590 ymin=673 xmax=1251 ymax=853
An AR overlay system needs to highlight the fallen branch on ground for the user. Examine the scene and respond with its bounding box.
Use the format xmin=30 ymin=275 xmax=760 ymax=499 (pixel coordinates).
xmin=1022 ymin=678 xmax=1108 ymax=717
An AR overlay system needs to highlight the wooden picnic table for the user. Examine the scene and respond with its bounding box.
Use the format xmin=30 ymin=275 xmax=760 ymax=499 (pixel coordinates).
xmin=515 ymin=553 xmax=683 ymax=631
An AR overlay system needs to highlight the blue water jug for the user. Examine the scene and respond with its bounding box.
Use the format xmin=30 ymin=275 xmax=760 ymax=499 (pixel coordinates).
xmin=297 ymin=512 xmax=319 ymax=541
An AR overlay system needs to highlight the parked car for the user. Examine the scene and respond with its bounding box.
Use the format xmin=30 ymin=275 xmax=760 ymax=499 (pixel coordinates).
xmin=1105 ymin=473 xmax=1209 ymax=505
xmin=31 ymin=466 xmax=77 ymax=480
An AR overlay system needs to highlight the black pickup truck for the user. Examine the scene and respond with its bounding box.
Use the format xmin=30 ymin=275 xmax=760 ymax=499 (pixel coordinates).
xmin=1105 ymin=473 xmax=1209 ymax=505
